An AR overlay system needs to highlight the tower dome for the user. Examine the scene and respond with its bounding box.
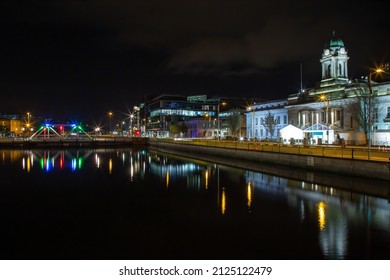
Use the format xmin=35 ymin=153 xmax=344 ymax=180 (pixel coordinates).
xmin=320 ymin=31 xmax=349 ymax=86
xmin=324 ymin=31 xmax=344 ymax=50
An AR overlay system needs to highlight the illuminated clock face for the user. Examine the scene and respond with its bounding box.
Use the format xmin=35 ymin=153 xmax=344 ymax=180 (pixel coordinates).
xmin=339 ymin=47 xmax=345 ymax=53
xmin=324 ymin=49 xmax=330 ymax=55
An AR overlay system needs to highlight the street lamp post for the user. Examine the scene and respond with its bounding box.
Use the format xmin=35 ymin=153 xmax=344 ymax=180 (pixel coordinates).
xmin=108 ymin=112 xmax=113 ymax=135
xmin=26 ymin=112 xmax=31 ymax=137
xmin=217 ymin=104 xmax=221 ymax=140
xmin=325 ymin=97 xmax=329 ymax=146
xmin=121 ymin=121 xmax=125 ymax=136
xmin=247 ymin=106 xmax=255 ymax=141
xmin=130 ymin=114 xmax=134 ymax=137
xmin=367 ymin=72 xmax=373 ymax=160
xmin=320 ymin=94 xmax=330 ymax=146
xmin=367 ymin=67 xmax=384 ymax=159
xmin=217 ymin=102 xmax=226 ymax=140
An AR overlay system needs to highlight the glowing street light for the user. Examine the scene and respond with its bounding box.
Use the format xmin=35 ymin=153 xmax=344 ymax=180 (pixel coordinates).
xmin=319 ymin=94 xmax=330 ymax=146
xmin=217 ymin=101 xmax=227 ymax=140
xmin=247 ymin=106 xmax=255 ymax=141
xmin=108 ymin=112 xmax=113 ymax=135
xmin=25 ymin=112 xmax=32 ymax=136
xmin=319 ymin=94 xmax=329 ymax=122
xmin=121 ymin=121 xmax=125 ymax=136
xmin=367 ymin=67 xmax=385 ymax=159
xmin=130 ymin=114 xmax=134 ymax=136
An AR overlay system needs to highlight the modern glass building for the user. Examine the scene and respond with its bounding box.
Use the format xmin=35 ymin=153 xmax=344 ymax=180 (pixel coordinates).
xmin=143 ymin=94 xmax=253 ymax=138
xmin=144 ymin=94 xmax=219 ymax=138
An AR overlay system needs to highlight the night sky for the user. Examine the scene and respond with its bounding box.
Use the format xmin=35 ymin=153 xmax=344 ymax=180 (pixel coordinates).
xmin=1 ymin=0 xmax=389 ymax=123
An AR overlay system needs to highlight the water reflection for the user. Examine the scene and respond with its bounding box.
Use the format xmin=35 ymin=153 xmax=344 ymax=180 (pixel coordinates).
xmin=204 ymin=169 xmax=209 ymax=190
xmin=109 ymin=158 xmax=113 ymax=174
xmin=245 ymin=170 xmax=390 ymax=259
xmin=166 ymin=170 xmax=170 ymax=188
xmin=317 ymin=201 xmax=327 ymax=231
xmin=221 ymin=188 xmax=226 ymax=215
xmin=247 ymin=182 xmax=252 ymax=210
xmin=21 ymin=154 xmax=33 ymax=172
xmin=1 ymin=148 xmax=390 ymax=259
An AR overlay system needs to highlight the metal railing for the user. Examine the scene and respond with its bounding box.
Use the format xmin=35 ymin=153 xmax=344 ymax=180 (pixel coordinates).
xmin=152 ymin=139 xmax=390 ymax=162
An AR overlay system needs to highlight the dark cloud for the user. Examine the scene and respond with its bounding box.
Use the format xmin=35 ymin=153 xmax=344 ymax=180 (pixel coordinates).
xmin=49 ymin=1 xmax=389 ymax=72
xmin=1 ymin=0 xmax=390 ymax=120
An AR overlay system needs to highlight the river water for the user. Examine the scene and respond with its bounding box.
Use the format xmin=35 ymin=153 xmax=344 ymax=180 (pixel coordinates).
xmin=0 ymin=148 xmax=389 ymax=260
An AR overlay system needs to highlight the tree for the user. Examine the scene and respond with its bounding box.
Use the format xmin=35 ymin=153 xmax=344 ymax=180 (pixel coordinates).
xmin=261 ymin=111 xmax=277 ymax=139
xmin=169 ymin=122 xmax=189 ymax=137
xmin=349 ymin=80 xmax=380 ymax=145
xmin=226 ymin=109 xmax=243 ymax=137
xmin=0 ymin=124 xmax=7 ymax=137
xmin=180 ymin=122 xmax=188 ymax=136
xmin=169 ymin=124 xmax=181 ymax=137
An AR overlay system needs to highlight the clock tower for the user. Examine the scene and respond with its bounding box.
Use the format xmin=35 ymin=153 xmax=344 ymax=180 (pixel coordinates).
xmin=320 ymin=31 xmax=349 ymax=87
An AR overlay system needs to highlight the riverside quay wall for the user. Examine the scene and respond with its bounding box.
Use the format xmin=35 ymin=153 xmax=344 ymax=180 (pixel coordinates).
xmin=149 ymin=140 xmax=390 ymax=182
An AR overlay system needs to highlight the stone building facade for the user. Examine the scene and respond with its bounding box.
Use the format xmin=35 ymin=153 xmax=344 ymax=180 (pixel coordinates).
xmin=246 ymin=32 xmax=390 ymax=146
xmin=287 ymin=33 xmax=390 ymax=145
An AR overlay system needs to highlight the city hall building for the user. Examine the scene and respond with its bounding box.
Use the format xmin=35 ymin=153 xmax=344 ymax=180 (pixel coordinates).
xmin=247 ymin=33 xmax=390 ymax=145
xmin=287 ymin=33 xmax=390 ymax=145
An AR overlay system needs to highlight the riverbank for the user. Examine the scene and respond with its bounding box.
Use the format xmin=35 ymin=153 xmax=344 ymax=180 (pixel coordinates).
xmin=2 ymin=136 xmax=389 ymax=182
xmin=149 ymin=139 xmax=390 ymax=182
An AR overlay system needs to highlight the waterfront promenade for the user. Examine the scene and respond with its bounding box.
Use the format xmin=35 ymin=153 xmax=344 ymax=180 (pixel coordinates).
xmin=2 ymin=136 xmax=389 ymax=163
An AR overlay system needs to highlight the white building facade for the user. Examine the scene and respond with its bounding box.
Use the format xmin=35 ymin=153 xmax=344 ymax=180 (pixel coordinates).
xmin=287 ymin=33 xmax=390 ymax=145
xmin=245 ymin=99 xmax=288 ymax=141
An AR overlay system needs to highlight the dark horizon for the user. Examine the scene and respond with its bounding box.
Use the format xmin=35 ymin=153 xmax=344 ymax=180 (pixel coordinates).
xmin=2 ymin=1 xmax=389 ymax=122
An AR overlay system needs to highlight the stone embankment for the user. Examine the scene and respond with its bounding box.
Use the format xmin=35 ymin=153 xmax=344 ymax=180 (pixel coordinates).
xmin=149 ymin=140 xmax=390 ymax=182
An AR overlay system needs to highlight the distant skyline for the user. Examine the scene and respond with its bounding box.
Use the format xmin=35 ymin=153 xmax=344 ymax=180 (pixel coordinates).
xmin=1 ymin=1 xmax=389 ymax=122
